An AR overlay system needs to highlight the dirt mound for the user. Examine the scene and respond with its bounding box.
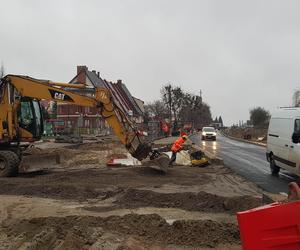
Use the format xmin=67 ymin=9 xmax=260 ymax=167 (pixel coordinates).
xmin=3 ymin=214 xmax=240 ymax=249
xmin=109 ymin=153 xmax=128 ymax=159
xmin=0 ymin=172 xmax=124 ymax=201
xmin=35 ymin=141 xmax=128 ymax=168
xmin=0 ymin=138 xmax=265 ymax=249
xmin=116 ymin=238 xmax=147 ymax=250
xmin=23 ymin=147 xmax=44 ymax=155
xmin=116 ymin=189 xmax=262 ymax=213
xmin=0 ymin=165 xmax=258 ymax=205
xmin=75 ymin=142 xmax=115 ymax=151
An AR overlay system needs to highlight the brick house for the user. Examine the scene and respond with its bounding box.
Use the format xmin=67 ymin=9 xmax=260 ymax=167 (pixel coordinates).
xmin=56 ymin=66 xmax=144 ymax=134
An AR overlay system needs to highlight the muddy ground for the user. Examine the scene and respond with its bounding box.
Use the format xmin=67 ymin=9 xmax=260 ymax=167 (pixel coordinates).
xmin=0 ymin=136 xmax=266 ymax=249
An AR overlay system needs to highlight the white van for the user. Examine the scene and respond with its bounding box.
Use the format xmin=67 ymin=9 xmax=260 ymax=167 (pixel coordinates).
xmin=266 ymin=108 xmax=300 ymax=176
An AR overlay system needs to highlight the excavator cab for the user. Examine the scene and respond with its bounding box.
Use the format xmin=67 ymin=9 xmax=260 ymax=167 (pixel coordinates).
xmin=17 ymin=97 xmax=44 ymax=141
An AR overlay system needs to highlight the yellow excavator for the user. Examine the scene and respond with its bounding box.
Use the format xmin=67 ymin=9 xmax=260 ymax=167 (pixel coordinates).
xmin=0 ymin=74 xmax=169 ymax=177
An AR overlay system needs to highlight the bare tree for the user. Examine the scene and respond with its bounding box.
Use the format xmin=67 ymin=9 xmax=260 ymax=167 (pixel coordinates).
xmin=179 ymin=92 xmax=212 ymax=129
xmin=161 ymin=84 xmax=184 ymax=127
xmin=152 ymin=85 xmax=213 ymax=130
xmin=293 ymin=90 xmax=300 ymax=107
xmin=144 ymin=100 xmax=169 ymax=119
xmin=161 ymin=84 xmax=173 ymax=121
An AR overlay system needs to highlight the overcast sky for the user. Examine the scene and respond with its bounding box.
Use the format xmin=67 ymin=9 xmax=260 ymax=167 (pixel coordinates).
xmin=0 ymin=0 xmax=299 ymax=125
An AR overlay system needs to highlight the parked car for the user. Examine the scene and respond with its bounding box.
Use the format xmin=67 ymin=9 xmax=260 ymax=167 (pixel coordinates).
xmin=201 ymin=127 xmax=217 ymax=141
xmin=266 ymin=108 xmax=300 ymax=176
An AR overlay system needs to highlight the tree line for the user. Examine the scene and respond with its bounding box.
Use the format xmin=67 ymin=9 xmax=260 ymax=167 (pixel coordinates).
xmin=249 ymin=88 xmax=300 ymax=128
xmin=249 ymin=107 xmax=270 ymax=128
xmin=144 ymin=84 xmax=214 ymax=130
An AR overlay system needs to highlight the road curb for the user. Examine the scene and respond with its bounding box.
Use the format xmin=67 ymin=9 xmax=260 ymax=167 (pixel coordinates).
xmin=220 ymin=131 xmax=266 ymax=148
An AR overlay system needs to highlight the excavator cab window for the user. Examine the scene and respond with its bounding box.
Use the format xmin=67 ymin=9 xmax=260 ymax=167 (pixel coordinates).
xmin=32 ymin=100 xmax=43 ymax=137
xmin=18 ymin=98 xmax=43 ymax=139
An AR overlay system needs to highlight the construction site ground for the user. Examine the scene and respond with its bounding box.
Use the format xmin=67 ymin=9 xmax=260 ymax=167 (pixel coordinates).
xmin=0 ymin=136 xmax=268 ymax=249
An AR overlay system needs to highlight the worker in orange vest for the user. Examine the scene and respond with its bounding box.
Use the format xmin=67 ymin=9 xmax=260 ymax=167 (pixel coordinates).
xmin=169 ymin=134 xmax=188 ymax=166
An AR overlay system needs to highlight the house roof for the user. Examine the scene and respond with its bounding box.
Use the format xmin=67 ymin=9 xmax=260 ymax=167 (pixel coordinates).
xmin=69 ymin=66 xmax=144 ymax=117
xmin=119 ymin=83 xmax=143 ymax=116
xmin=102 ymin=80 xmax=143 ymax=117
xmin=69 ymin=68 xmax=105 ymax=88
xmin=102 ymin=80 xmax=131 ymax=114
xmin=86 ymin=71 xmax=106 ymax=87
xmin=132 ymin=97 xmax=144 ymax=104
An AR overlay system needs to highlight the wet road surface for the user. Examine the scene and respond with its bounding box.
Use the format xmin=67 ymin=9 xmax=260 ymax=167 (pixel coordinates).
xmin=190 ymin=133 xmax=300 ymax=194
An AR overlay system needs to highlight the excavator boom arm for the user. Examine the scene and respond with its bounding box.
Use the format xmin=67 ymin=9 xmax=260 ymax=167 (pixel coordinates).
xmin=2 ymin=75 xmax=97 ymax=106
xmin=0 ymin=74 xmax=151 ymax=160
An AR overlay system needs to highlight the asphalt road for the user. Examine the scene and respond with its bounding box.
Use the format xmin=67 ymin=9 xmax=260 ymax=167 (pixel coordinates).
xmin=190 ymin=133 xmax=300 ymax=194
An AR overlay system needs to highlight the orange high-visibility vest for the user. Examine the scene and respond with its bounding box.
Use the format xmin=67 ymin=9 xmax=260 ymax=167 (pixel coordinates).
xmin=171 ymin=137 xmax=185 ymax=152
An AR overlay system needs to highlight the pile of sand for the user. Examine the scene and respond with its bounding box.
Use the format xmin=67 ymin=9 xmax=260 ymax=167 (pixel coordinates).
xmin=32 ymin=142 xmax=128 ymax=168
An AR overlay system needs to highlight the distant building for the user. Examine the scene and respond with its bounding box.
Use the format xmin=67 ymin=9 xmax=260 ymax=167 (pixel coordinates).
xmin=56 ymin=65 xmax=144 ymax=134
xmin=133 ymin=97 xmax=145 ymax=114
xmin=210 ymin=122 xmax=222 ymax=129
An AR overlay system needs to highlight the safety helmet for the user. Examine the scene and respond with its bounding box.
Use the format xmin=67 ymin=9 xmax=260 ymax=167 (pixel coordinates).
xmin=182 ymin=135 xmax=188 ymax=140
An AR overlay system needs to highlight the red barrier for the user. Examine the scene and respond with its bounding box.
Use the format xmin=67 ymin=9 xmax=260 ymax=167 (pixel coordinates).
xmin=237 ymin=201 xmax=300 ymax=250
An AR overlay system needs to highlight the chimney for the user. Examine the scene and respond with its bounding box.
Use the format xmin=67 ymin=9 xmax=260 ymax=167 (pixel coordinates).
xmin=97 ymin=71 xmax=100 ymax=77
xmin=76 ymin=65 xmax=88 ymax=84
xmin=117 ymin=79 xmax=122 ymax=84
xmin=92 ymin=70 xmax=96 ymax=74
xmin=77 ymin=65 xmax=88 ymax=74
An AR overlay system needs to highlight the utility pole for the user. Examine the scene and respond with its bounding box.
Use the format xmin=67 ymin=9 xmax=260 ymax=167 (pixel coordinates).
xmin=0 ymin=61 xmax=5 ymax=78
xmin=199 ymin=90 xmax=202 ymax=103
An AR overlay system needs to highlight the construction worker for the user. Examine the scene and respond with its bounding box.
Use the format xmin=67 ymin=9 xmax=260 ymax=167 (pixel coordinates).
xmin=169 ymin=134 xmax=188 ymax=166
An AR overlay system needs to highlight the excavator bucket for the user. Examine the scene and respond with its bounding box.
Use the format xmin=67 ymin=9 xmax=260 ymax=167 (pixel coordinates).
xmin=132 ymin=144 xmax=170 ymax=173
xmin=146 ymin=153 xmax=170 ymax=173
xmin=19 ymin=152 xmax=60 ymax=173
xmin=142 ymin=151 xmax=170 ymax=173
